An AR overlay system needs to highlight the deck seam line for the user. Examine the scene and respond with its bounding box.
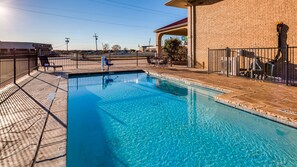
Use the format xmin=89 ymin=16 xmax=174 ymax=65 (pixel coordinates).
xmin=31 ymin=77 xmax=61 ymax=167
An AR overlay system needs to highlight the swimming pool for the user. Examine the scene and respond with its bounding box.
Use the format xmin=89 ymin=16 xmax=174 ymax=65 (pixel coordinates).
xmin=67 ymin=71 xmax=297 ymax=166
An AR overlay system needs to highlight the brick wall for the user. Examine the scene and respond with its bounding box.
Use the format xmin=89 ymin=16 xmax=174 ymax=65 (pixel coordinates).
xmin=193 ymin=0 xmax=297 ymax=68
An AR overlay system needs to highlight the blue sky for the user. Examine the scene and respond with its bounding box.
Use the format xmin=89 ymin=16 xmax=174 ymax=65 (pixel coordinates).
xmin=0 ymin=0 xmax=187 ymax=50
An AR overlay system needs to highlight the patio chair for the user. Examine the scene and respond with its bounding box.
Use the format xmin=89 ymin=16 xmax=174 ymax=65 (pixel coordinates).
xmin=159 ymin=57 xmax=169 ymax=65
xmin=104 ymin=57 xmax=113 ymax=71
xmin=147 ymin=56 xmax=156 ymax=64
xmin=39 ymin=56 xmax=63 ymax=72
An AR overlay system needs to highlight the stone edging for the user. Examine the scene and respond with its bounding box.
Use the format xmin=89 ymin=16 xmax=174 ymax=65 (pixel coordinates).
xmin=145 ymin=70 xmax=231 ymax=93
xmin=144 ymin=70 xmax=297 ymax=129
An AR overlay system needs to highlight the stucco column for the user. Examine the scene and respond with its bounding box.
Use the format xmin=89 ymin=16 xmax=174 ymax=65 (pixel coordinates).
xmin=187 ymin=6 xmax=193 ymax=67
xmin=156 ymin=33 xmax=163 ymax=57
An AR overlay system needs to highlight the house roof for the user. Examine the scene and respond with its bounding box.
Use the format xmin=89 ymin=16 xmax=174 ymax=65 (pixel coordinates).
xmin=155 ymin=18 xmax=188 ymax=33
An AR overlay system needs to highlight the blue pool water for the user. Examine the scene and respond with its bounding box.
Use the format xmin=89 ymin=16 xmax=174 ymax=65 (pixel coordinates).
xmin=67 ymin=72 xmax=297 ymax=166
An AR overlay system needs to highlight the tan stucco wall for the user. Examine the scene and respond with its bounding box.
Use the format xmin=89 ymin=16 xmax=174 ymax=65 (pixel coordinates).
xmin=187 ymin=6 xmax=193 ymax=67
xmin=192 ymin=0 xmax=297 ymax=68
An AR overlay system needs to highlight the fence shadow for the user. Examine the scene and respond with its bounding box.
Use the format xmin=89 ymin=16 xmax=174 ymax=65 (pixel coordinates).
xmin=0 ymin=72 xmax=67 ymax=166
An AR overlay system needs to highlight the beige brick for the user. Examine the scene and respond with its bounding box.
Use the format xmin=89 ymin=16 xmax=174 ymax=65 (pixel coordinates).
xmin=190 ymin=0 xmax=297 ymax=68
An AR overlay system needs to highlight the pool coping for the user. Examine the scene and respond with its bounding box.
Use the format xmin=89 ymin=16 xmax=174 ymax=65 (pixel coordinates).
xmin=68 ymin=69 xmax=145 ymax=78
xmin=144 ymin=70 xmax=297 ymax=129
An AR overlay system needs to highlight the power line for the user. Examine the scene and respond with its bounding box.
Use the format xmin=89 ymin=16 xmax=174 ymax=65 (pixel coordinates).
xmin=53 ymin=43 xmax=66 ymax=48
xmin=88 ymin=0 xmax=183 ymax=17
xmin=12 ymin=3 xmax=129 ymax=20
xmin=12 ymin=2 xmax=181 ymax=20
xmin=2 ymin=5 xmax=154 ymax=29
xmin=98 ymin=0 xmax=184 ymax=17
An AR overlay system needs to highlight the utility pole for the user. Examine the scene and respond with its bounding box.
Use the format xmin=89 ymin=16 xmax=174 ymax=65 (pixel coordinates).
xmin=93 ymin=33 xmax=98 ymax=51
xmin=65 ymin=37 xmax=70 ymax=51
xmin=148 ymin=38 xmax=151 ymax=52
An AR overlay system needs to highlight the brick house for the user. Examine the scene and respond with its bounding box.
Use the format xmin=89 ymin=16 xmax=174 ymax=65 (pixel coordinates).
xmin=157 ymin=0 xmax=297 ymax=69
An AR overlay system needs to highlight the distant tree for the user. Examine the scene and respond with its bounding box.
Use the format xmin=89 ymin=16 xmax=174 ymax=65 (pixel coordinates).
xmin=163 ymin=38 xmax=181 ymax=66
xmin=122 ymin=47 xmax=129 ymax=54
xmin=102 ymin=43 xmax=110 ymax=52
xmin=112 ymin=44 xmax=121 ymax=54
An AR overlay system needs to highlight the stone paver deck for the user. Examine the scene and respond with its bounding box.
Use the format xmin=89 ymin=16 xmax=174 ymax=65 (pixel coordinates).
xmin=0 ymin=72 xmax=67 ymax=167
xmin=1 ymin=66 xmax=297 ymax=166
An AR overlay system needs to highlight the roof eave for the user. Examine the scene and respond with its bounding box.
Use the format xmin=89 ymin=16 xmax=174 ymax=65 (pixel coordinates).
xmin=154 ymin=23 xmax=188 ymax=33
xmin=165 ymin=0 xmax=188 ymax=8
xmin=166 ymin=0 xmax=223 ymax=7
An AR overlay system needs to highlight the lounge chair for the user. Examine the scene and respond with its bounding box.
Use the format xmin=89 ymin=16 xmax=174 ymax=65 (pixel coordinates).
xmin=104 ymin=57 xmax=113 ymax=71
xmin=39 ymin=56 xmax=63 ymax=72
xmin=147 ymin=56 xmax=169 ymax=66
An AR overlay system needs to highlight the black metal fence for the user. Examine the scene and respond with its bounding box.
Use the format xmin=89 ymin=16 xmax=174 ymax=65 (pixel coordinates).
xmin=0 ymin=50 xmax=38 ymax=87
xmin=0 ymin=50 xmax=154 ymax=88
xmin=208 ymin=46 xmax=297 ymax=86
xmin=41 ymin=52 xmax=152 ymax=70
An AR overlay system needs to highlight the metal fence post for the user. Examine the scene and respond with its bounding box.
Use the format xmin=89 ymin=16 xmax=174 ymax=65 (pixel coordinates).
xmin=207 ymin=48 xmax=210 ymax=74
xmin=13 ymin=49 xmax=16 ymax=84
xmin=28 ymin=50 xmax=31 ymax=75
xmin=136 ymin=51 xmax=139 ymax=67
xmin=0 ymin=53 xmax=1 ymax=86
xmin=226 ymin=47 xmax=230 ymax=77
xmin=35 ymin=50 xmax=38 ymax=70
xmin=286 ymin=45 xmax=289 ymax=85
xmin=76 ymin=52 xmax=78 ymax=69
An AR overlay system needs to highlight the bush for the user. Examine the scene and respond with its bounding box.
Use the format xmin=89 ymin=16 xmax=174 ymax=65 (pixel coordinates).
xmin=163 ymin=38 xmax=181 ymax=66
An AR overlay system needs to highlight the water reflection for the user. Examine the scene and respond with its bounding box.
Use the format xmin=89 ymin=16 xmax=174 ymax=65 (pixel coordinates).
xmin=155 ymin=79 xmax=188 ymax=96
xmin=102 ymin=75 xmax=118 ymax=89
xmin=186 ymin=86 xmax=219 ymax=127
xmin=146 ymin=75 xmax=153 ymax=83
xmin=187 ymin=87 xmax=197 ymax=127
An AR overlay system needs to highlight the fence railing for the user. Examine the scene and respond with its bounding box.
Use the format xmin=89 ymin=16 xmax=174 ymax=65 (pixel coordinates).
xmin=0 ymin=50 xmax=190 ymax=88
xmin=0 ymin=51 xmax=155 ymax=88
xmin=208 ymin=46 xmax=297 ymax=86
xmin=41 ymin=52 xmax=153 ymax=70
xmin=0 ymin=50 xmax=38 ymax=88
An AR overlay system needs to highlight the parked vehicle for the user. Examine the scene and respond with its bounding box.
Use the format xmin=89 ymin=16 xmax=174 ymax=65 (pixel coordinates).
xmin=47 ymin=52 xmax=60 ymax=57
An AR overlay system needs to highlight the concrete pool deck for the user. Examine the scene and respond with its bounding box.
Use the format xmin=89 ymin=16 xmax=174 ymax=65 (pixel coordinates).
xmin=0 ymin=66 xmax=297 ymax=166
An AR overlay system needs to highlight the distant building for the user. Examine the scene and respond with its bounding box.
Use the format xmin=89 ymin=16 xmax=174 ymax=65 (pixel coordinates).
xmin=0 ymin=41 xmax=52 ymax=56
xmin=138 ymin=45 xmax=156 ymax=52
